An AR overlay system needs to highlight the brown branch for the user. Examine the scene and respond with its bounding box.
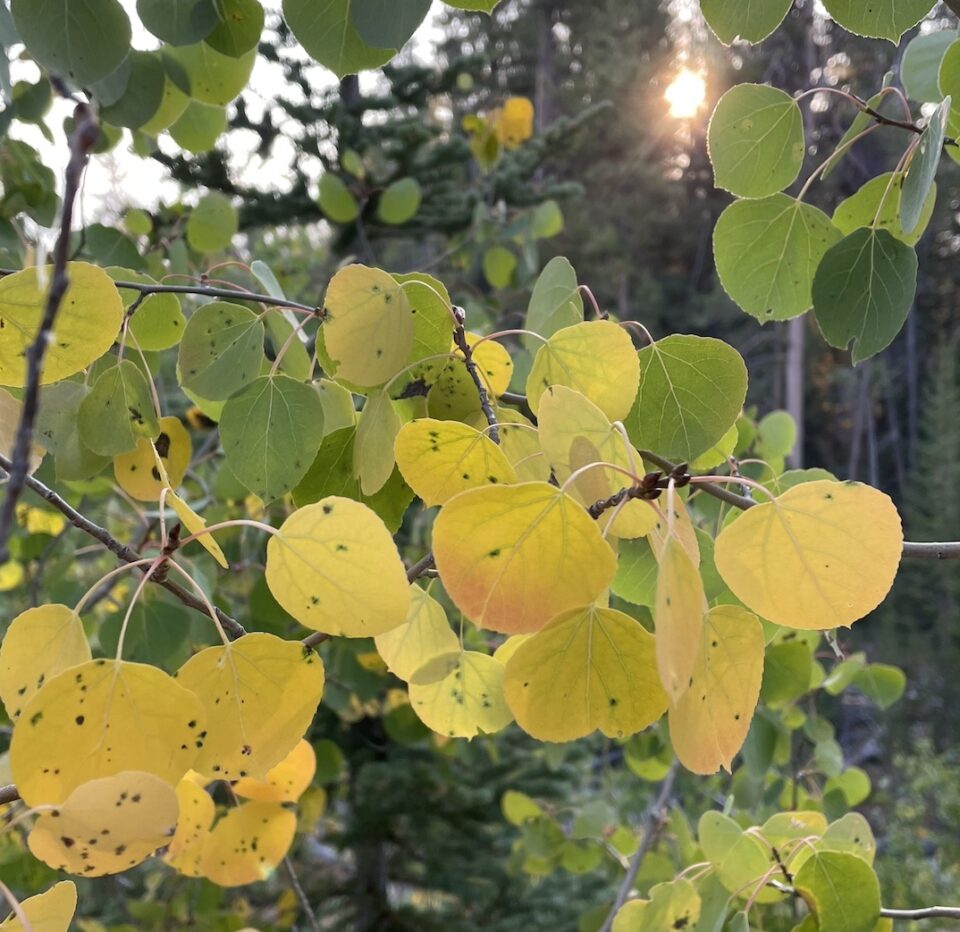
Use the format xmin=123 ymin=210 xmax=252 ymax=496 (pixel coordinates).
xmin=0 ymin=453 xmax=246 ymax=639
xmin=406 ymin=552 xmax=436 ymax=583
xmin=0 ymin=101 xmax=99 ymax=563
xmin=0 ymin=784 xmax=19 ymax=806
xmin=452 ymin=307 xmax=500 ymax=444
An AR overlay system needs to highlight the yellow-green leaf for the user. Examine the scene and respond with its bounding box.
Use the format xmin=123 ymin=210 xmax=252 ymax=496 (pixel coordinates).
xmin=168 ymin=490 xmax=229 ymax=568
xmin=354 ymin=388 xmax=402 ymax=495
xmin=374 ymin=585 xmax=458 ymax=681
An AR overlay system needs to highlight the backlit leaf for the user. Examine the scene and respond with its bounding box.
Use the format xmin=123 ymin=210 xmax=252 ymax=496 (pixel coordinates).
xmin=374 ymin=585 xmax=458 ymax=680
xmin=901 ymin=97 xmax=949 ymax=235
xmin=525 ymin=256 xmax=583 ymax=349
xmin=902 ymin=30 xmax=956 ymax=102
xmin=503 ymin=606 xmax=667 ymax=742
xmin=163 ymin=42 xmax=256 ymax=105
xmin=200 ymin=800 xmax=296 ymax=886
xmin=700 ymin=0 xmax=792 ymax=44
xmin=318 ymin=172 xmax=359 ymax=223
xmin=427 ymin=334 xmax=513 ymax=420
xmin=714 ymin=481 xmax=903 ymax=629
xmin=833 ymin=173 xmax=936 ymax=247
xmin=0 ymin=881 xmax=76 ymax=932
xmin=186 ymin=191 xmax=238 ymax=253
xmin=821 ymin=0 xmax=932 ymax=42
xmin=432 ymin=482 xmax=617 ymax=634
xmin=377 ymin=177 xmax=422 ymax=224
xmin=265 ymin=497 xmax=411 ymax=636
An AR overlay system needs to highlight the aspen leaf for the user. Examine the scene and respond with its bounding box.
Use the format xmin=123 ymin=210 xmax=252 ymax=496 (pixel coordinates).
xmin=649 ymin=495 xmax=700 ymax=566
xmin=793 ymin=851 xmax=880 ymax=932
xmin=168 ymin=490 xmax=229 ymax=568
xmin=655 ymin=536 xmax=707 ymax=702
xmin=323 ymin=264 xmax=414 ymax=388
xmin=699 ymin=811 xmax=779 ymax=903
xmin=0 ymin=388 xmax=44 ymax=474
xmin=611 ymin=878 xmax=701 ymax=932
xmin=821 ymin=0 xmax=931 ymax=42
xmin=0 ymin=264 xmax=123 ymax=387
xmin=28 ymin=771 xmax=180 ymax=877
xmin=492 ymin=408 xmax=550 ymax=481
xmin=819 ymin=813 xmax=876 ymax=864
xmin=233 ymin=738 xmax=316 ymax=803
xmin=374 ymin=585 xmax=458 ymax=680
xmin=114 ymin=416 xmax=191 ymax=501
xmin=493 ymin=96 xmax=534 ymax=147
xmin=0 ymin=604 xmax=91 ymax=720
xmin=175 ymin=633 xmax=324 ymax=781
xmin=0 ymin=881 xmax=76 ymax=932
xmin=700 ymin=0 xmax=792 ymax=44
xmin=526 ymin=320 xmax=639 ymax=420
xmin=408 ymin=651 xmax=513 ymax=738
xmin=834 ymin=173 xmax=936 ymax=247
xmin=265 ymin=497 xmax=410 ymax=636
xmin=78 ymin=360 xmax=159 ymax=456
xmin=668 ymin=605 xmax=765 ymax=774
xmin=503 ymin=606 xmax=667 ymax=742
xmin=354 ymin=388 xmax=401 ymax=495
xmin=164 ymin=775 xmax=215 ymax=877
xmin=427 ymin=334 xmax=513 ymax=420
xmin=394 ymin=417 xmax=517 ymax=506
xmin=714 ymin=481 xmax=903 ymax=629
xmin=11 ymin=659 xmax=206 ymax=806
xmin=200 ymin=800 xmax=296 ymax=887
xmin=432 ymin=482 xmax=617 ymax=634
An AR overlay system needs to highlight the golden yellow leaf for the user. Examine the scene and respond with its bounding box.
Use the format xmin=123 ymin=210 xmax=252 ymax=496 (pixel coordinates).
xmin=0 ymin=387 xmax=44 ymax=474
xmin=168 ymin=489 xmax=229 ymax=568
xmin=201 ymin=800 xmax=296 ymax=887
xmin=504 ymin=606 xmax=667 ymax=742
xmin=714 ymin=481 xmax=903 ymax=629
xmin=493 ymin=96 xmax=534 ymax=148
xmin=668 ymin=605 xmax=765 ymax=774
xmin=408 ymin=651 xmax=513 ymax=738
xmin=374 ymin=585 xmax=458 ymax=680
xmin=655 ymin=536 xmax=707 ymax=702
xmin=233 ymin=738 xmax=316 ymax=803
xmin=114 ymin=416 xmax=192 ymax=501
xmin=323 ymin=265 xmax=413 ymax=388
xmin=175 ymin=633 xmax=324 ymax=781
xmin=16 ymin=507 xmax=65 ymax=535
xmin=0 ymin=881 xmax=76 ymax=932
xmin=164 ymin=774 xmax=215 ymax=877
xmin=265 ymin=497 xmax=410 ymax=636
xmin=526 ymin=321 xmax=640 ymax=421
xmin=394 ymin=418 xmax=517 ymax=506
xmin=0 ymin=604 xmax=91 ymax=720
xmin=0 ymin=561 xmax=23 ymax=591
xmin=538 ymin=385 xmax=656 ymax=538
xmin=11 ymin=659 xmax=205 ymax=806
xmin=28 ymin=771 xmax=179 ymax=877
xmin=0 ymin=263 xmax=123 ymax=387
xmin=432 ymin=481 xmax=617 ymax=634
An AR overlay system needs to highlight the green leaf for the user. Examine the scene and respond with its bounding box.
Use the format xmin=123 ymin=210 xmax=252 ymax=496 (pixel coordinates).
xmin=707 ymin=84 xmax=804 ymax=198
xmin=699 ymin=0 xmax=792 ymax=44
xmin=187 ymin=191 xmax=238 ymax=252
xmin=377 ymin=177 xmax=422 ymax=225
xmin=756 ymin=410 xmax=796 ymax=461
xmin=178 ymin=301 xmax=265 ymax=400
xmin=163 ymin=42 xmax=256 ymax=105
xmin=821 ymin=0 xmax=934 ymax=42
xmin=901 ymin=30 xmax=956 ymax=102
xmin=819 ymin=813 xmax=877 ymax=864
xmin=901 ymin=96 xmax=949 ymax=234
xmin=525 ymin=256 xmax=584 ymax=350
xmin=853 ymin=664 xmax=906 ymax=708
xmin=318 ymin=173 xmax=359 ymax=223
xmin=698 ymin=811 xmax=777 ymax=902
xmin=530 ymin=200 xmax=564 ymax=239
xmin=100 ymin=51 xmax=165 ymax=129
xmin=939 ymin=39 xmax=960 ymax=109
xmin=283 ymin=0 xmax=393 ymax=78
xmin=393 ymin=271 xmax=454 ymax=382
xmin=204 ymin=0 xmax=264 ymax=56
xmin=627 ymin=335 xmax=748 ymax=461
xmin=350 ymin=0 xmax=431 ymax=49
xmin=107 ymin=268 xmax=186 ymax=352
xmin=794 ymin=851 xmax=880 ymax=932
xmin=12 ymin=0 xmax=131 ymax=86
xmin=759 ymin=641 xmax=812 ymax=707
xmin=444 ymin=0 xmax=500 ymax=10
xmin=611 ymin=878 xmax=701 ymax=932
xmin=220 ymin=374 xmax=325 ymax=502
xmin=264 ymin=310 xmax=312 ymax=381
xmin=611 ymin=537 xmax=657 ymax=607
xmin=137 ymin=0 xmax=218 ymax=45
xmin=714 ymin=194 xmax=841 ymax=321
xmin=833 ymin=172 xmax=936 ymax=247
xmin=354 ymin=388 xmax=401 ymax=495
xmin=823 ymin=73 xmax=893 ymax=180
xmin=37 ymin=382 xmax=111 ymax=481
xmin=483 ymin=246 xmax=516 ymax=289
xmin=78 ymin=360 xmax=159 ymax=456
xmin=169 ymin=100 xmax=227 ymax=152
xmin=812 ymin=228 xmax=918 ymax=363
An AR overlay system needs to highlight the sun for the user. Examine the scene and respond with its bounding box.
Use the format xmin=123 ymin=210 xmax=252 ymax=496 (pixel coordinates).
xmin=665 ymin=69 xmax=707 ymax=119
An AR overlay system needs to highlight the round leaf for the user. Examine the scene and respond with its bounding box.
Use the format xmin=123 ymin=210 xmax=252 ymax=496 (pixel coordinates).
xmin=0 ymin=881 xmax=76 ymax=932
xmin=821 ymin=0 xmax=933 ymax=42
xmin=78 ymin=360 xmax=160 ymax=456
xmin=833 ymin=173 xmax=936 ymax=247
xmin=901 ymin=29 xmax=956 ymax=102
xmin=700 ymin=0 xmax=792 ymax=44
xmin=794 ymin=851 xmax=880 ymax=932
xmin=200 ymin=800 xmax=296 ymax=886
xmin=374 ymin=585 xmax=458 ymax=681
xmin=377 ymin=177 xmax=423 ymax=224
xmin=137 ymin=0 xmax=218 ymax=45
xmin=114 ymin=416 xmax=192 ymax=501
xmin=187 ymin=192 xmax=238 ymax=253
xmin=233 ymin=738 xmax=316 ymax=803
xmin=318 ymin=172 xmax=359 ymax=223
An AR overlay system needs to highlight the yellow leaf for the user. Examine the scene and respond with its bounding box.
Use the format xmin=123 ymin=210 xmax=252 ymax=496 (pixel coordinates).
xmin=323 ymin=265 xmax=414 ymax=388
xmin=201 ymin=800 xmax=296 ymax=887
xmin=408 ymin=651 xmax=513 ymax=738
xmin=0 ymin=560 xmax=23 ymax=590
xmin=11 ymin=659 xmax=205 ymax=806
xmin=394 ymin=418 xmax=517 ymax=506
xmin=164 ymin=775 xmax=215 ymax=877
xmin=504 ymin=606 xmax=667 ymax=742
xmin=233 ymin=738 xmax=316 ymax=803
xmin=492 ymin=634 xmax=531 ymax=665
xmin=669 ymin=605 xmax=765 ymax=774
xmin=480 ymin=408 xmax=550 ymax=481
xmin=538 ymin=385 xmax=656 ymax=538
xmin=175 ymin=633 xmax=324 ymax=781
xmin=493 ymin=97 xmax=534 ymax=148
xmin=0 ymin=263 xmax=123 ymax=387
xmin=265 ymin=497 xmax=410 ymax=636
xmin=16 ymin=507 xmax=65 ymax=535
xmin=114 ymin=416 xmax=192 ymax=501
xmin=168 ymin=490 xmax=229 ymax=568
xmin=354 ymin=389 xmax=401 ymax=496
xmin=648 ymin=495 xmax=700 ymax=566
xmin=655 ymin=536 xmax=707 ymax=702
xmin=28 ymin=771 xmax=179 ymax=877
xmin=374 ymin=585 xmax=458 ymax=680
xmin=432 ymin=481 xmax=617 ymax=634
xmin=0 ymin=604 xmax=91 ymax=720
xmin=0 ymin=387 xmax=44 ymax=474
xmin=714 ymin=481 xmax=903 ymax=629
xmin=427 ymin=335 xmax=513 ymax=421
xmin=0 ymin=881 xmax=76 ymax=932
xmin=526 ymin=321 xmax=639 ymax=421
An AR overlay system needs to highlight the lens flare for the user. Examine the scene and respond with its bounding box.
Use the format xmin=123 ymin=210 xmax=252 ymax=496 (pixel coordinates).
xmin=665 ymin=69 xmax=707 ymax=119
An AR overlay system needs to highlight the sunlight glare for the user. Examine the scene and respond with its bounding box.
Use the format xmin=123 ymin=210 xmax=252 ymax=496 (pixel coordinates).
xmin=665 ymin=69 xmax=707 ymax=119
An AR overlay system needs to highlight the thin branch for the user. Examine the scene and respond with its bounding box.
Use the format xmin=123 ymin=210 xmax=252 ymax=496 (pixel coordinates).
xmin=0 ymin=453 xmax=246 ymax=639
xmin=599 ymin=760 xmax=680 ymax=932
xmin=880 ymin=906 xmax=960 ymax=921
xmin=283 ymin=855 xmax=321 ymax=932
xmin=452 ymin=307 xmax=500 ymax=444
xmin=406 ymin=552 xmax=436 ymax=583
xmin=0 ymin=101 xmax=99 ymax=563
xmin=0 ymin=784 xmax=19 ymax=805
